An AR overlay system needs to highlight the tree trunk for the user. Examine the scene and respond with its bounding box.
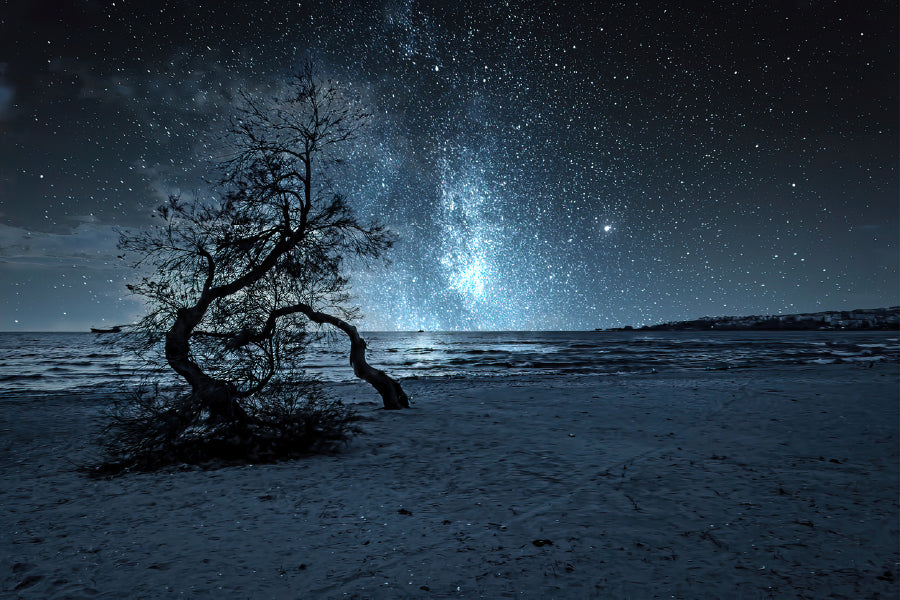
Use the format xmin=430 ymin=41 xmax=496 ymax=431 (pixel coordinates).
xmin=285 ymin=304 xmax=409 ymax=409
xmin=165 ymin=306 xmax=248 ymax=422
xmin=346 ymin=327 xmax=410 ymax=410
xmin=166 ymin=301 xmax=409 ymax=412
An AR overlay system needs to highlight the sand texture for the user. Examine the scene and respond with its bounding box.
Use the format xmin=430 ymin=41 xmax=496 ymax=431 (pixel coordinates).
xmin=2 ymin=364 xmax=898 ymax=599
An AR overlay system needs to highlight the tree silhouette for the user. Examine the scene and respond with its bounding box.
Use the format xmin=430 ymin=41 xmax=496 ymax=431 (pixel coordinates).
xmin=105 ymin=67 xmax=408 ymax=471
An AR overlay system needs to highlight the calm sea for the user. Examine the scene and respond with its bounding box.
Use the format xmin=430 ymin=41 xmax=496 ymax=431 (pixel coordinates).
xmin=0 ymin=330 xmax=897 ymax=395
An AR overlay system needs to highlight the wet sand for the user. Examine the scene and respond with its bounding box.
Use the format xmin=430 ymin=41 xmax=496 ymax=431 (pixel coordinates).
xmin=2 ymin=363 xmax=898 ymax=598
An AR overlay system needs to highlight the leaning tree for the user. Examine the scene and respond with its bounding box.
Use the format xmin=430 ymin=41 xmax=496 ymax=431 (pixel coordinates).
xmin=109 ymin=67 xmax=408 ymax=468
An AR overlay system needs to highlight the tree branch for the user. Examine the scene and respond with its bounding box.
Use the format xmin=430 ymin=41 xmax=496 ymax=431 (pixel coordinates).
xmin=260 ymin=302 xmax=409 ymax=409
xmin=198 ymin=246 xmax=216 ymax=295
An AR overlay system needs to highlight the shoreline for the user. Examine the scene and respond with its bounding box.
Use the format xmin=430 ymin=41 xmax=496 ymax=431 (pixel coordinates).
xmin=2 ymin=363 xmax=898 ymax=598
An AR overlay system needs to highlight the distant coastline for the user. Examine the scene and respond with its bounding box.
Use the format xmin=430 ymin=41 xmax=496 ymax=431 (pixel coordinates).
xmin=603 ymin=306 xmax=900 ymax=332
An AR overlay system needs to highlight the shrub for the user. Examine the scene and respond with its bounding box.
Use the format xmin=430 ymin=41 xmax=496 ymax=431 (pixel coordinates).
xmin=90 ymin=378 xmax=360 ymax=475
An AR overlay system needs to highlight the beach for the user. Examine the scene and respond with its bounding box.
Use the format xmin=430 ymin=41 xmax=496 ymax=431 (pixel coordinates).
xmin=2 ymin=362 xmax=898 ymax=599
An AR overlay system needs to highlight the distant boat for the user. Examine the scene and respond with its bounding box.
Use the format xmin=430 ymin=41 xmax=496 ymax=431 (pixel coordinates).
xmin=90 ymin=326 xmax=122 ymax=334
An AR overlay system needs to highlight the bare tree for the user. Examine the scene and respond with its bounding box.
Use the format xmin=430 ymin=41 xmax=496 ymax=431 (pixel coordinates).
xmin=109 ymin=66 xmax=408 ymax=469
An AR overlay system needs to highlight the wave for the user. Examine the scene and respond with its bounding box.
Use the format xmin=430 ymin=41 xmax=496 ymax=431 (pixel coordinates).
xmin=0 ymin=373 xmax=44 ymax=382
xmin=0 ymin=331 xmax=897 ymax=393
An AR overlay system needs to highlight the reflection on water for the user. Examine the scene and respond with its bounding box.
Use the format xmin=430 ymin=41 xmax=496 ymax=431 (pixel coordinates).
xmin=0 ymin=330 xmax=897 ymax=394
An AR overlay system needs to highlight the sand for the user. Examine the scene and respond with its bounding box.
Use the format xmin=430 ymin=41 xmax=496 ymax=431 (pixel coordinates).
xmin=1 ymin=363 xmax=898 ymax=599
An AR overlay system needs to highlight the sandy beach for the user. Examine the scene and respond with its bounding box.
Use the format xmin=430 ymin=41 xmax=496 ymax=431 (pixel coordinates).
xmin=2 ymin=363 xmax=897 ymax=599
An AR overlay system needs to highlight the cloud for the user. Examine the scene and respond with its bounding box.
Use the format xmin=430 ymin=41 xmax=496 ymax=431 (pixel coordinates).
xmin=0 ymin=221 xmax=121 ymax=269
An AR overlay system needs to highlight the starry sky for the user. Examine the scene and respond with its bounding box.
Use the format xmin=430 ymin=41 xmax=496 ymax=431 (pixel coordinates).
xmin=1 ymin=1 xmax=897 ymax=331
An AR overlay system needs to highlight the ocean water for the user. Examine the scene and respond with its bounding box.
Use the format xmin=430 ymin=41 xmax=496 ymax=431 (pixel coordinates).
xmin=0 ymin=330 xmax=897 ymax=395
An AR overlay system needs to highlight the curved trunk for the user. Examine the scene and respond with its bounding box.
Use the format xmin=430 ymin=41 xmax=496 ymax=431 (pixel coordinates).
xmin=165 ymin=306 xmax=247 ymax=422
xmin=281 ymin=304 xmax=409 ymax=409
xmin=166 ymin=301 xmax=408 ymax=412
xmin=345 ymin=327 xmax=410 ymax=410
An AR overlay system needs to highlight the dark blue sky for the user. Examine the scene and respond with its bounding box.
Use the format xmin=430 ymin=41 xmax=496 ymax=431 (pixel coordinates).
xmin=1 ymin=1 xmax=897 ymax=331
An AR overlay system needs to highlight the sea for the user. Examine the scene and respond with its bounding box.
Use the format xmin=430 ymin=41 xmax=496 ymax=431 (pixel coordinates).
xmin=0 ymin=330 xmax=897 ymax=396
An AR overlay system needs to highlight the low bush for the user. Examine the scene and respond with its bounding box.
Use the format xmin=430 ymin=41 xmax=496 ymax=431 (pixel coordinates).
xmin=89 ymin=379 xmax=359 ymax=476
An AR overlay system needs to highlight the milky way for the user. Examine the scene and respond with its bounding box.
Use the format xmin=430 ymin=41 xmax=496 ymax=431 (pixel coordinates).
xmin=1 ymin=1 xmax=897 ymax=331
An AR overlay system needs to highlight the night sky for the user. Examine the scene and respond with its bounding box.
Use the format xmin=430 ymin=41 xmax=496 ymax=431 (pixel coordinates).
xmin=1 ymin=1 xmax=897 ymax=331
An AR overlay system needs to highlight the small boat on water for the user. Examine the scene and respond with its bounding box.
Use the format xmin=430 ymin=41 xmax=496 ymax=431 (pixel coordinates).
xmin=90 ymin=326 xmax=122 ymax=334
